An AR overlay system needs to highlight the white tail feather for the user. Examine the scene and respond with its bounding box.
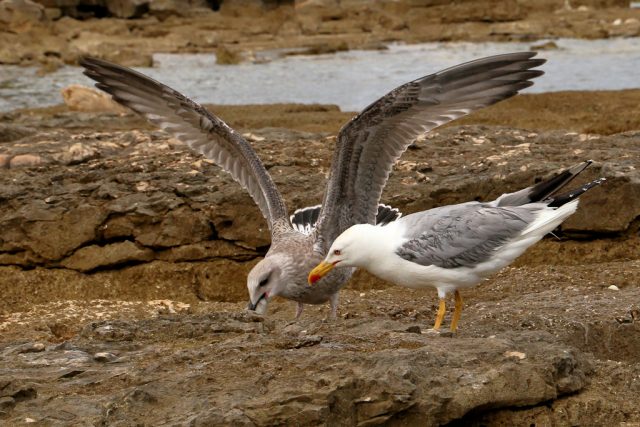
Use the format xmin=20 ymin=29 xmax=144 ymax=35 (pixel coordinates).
xmin=521 ymin=199 xmax=579 ymax=236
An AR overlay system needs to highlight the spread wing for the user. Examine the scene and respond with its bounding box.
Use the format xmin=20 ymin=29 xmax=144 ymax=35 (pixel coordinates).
xmin=313 ymin=52 xmax=545 ymax=251
xmin=395 ymin=203 xmax=535 ymax=269
xmin=80 ymin=57 xmax=292 ymax=238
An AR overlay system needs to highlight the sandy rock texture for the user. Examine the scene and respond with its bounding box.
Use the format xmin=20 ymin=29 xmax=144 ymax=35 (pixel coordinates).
xmin=2 ymin=0 xmax=640 ymax=68
xmin=0 ymin=91 xmax=639 ymax=424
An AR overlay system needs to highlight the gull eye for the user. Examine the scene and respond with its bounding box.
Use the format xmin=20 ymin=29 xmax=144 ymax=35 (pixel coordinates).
xmin=333 ymin=249 xmax=341 ymax=256
xmin=259 ymin=277 xmax=269 ymax=287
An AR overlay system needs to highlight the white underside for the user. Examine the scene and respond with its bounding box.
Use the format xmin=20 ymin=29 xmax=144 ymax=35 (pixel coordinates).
xmin=361 ymin=200 xmax=579 ymax=299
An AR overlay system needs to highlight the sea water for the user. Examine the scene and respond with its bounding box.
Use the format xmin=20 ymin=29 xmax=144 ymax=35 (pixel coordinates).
xmin=1 ymin=37 xmax=639 ymax=113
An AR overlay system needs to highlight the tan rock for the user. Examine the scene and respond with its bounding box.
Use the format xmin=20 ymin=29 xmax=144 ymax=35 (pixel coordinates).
xmin=0 ymin=0 xmax=46 ymax=33
xmin=104 ymin=0 xmax=148 ymax=18
xmin=56 ymin=142 xmax=100 ymax=165
xmin=0 ymin=154 xmax=11 ymax=168
xmin=61 ymin=240 xmax=154 ymax=272
xmin=60 ymin=84 xmax=128 ymax=114
xmin=9 ymin=154 xmax=43 ymax=168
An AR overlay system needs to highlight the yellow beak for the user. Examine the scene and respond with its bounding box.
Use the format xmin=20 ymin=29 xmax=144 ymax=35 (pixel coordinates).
xmin=308 ymin=261 xmax=335 ymax=285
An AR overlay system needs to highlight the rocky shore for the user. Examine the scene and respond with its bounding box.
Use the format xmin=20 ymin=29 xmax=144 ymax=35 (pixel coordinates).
xmin=0 ymin=88 xmax=639 ymax=424
xmin=2 ymin=0 xmax=640 ymax=70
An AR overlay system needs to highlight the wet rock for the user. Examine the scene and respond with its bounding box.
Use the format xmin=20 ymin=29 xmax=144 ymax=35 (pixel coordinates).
xmin=61 ymin=84 xmax=129 ymax=114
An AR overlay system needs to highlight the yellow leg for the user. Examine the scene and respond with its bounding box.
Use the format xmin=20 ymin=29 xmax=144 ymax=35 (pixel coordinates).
xmin=433 ymin=298 xmax=446 ymax=330
xmin=450 ymin=290 xmax=463 ymax=333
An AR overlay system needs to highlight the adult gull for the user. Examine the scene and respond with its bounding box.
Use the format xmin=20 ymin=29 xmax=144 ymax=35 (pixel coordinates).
xmin=309 ymin=161 xmax=605 ymax=329
xmin=80 ymin=52 xmax=545 ymax=318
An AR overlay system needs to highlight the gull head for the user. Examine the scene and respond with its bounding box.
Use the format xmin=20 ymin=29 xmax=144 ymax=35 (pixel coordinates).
xmin=308 ymin=224 xmax=373 ymax=285
xmin=246 ymin=255 xmax=285 ymax=315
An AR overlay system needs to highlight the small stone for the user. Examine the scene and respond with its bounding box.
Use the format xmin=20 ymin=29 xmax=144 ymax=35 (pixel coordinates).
xmin=504 ymin=351 xmax=526 ymax=360
xmin=18 ymin=342 xmax=45 ymax=353
xmin=9 ymin=154 xmax=43 ymax=168
xmin=608 ymin=285 xmax=620 ymax=291
xmin=242 ymin=133 xmax=265 ymax=142
xmin=94 ymin=352 xmax=117 ymax=362
xmin=25 ymin=418 xmax=37 ymax=423
xmin=59 ymin=142 xmax=99 ymax=165
xmin=136 ymin=181 xmax=150 ymax=192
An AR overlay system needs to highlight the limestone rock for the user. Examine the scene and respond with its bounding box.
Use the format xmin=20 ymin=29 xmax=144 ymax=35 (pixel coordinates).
xmin=9 ymin=153 xmax=43 ymax=168
xmin=61 ymin=240 xmax=154 ymax=272
xmin=148 ymin=0 xmax=210 ymax=18
xmin=0 ymin=0 xmax=46 ymax=33
xmin=0 ymin=124 xmax=36 ymax=143
xmin=0 ymin=312 xmax=591 ymax=425
xmin=61 ymin=84 xmax=129 ymax=114
xmin=104 ymin=0 xmax=148 ymax=18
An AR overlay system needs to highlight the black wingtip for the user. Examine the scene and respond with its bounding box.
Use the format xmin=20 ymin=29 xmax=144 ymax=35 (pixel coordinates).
xmin=548 ymin=177 xmax=606 ymax=208
xmin=528 ymin=160 xmax=594 ymax=203
xmin=375 ymin=204 xmax=402 ymax=226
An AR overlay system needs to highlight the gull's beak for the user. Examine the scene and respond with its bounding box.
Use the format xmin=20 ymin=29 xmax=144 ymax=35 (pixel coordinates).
xmin=308 ymin=261 xmax=335 ymax=285
xmin=247 ymin=292 xmax=267 ymax=311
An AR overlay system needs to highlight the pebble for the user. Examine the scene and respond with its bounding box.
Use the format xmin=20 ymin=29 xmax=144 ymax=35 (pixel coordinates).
xmin=608 ymin=285 xmax=620 ymax=291
xmin=504 ymin=351 xmax=527 ymax=360
xmin=18 ymin=343 xmax=46 ymax=353
xmin=94 ymin=352 xmax=117 ymax=363
xmin=9 ymin=154 xmax=43 ymax=168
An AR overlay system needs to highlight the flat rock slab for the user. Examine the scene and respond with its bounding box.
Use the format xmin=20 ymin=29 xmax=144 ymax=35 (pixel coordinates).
xmin=0 ymin=312 xmax=589 ymax=426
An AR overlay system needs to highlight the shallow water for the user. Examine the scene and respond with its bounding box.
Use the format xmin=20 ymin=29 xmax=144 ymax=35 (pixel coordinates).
xmin=1 ymin=38 xmax=639 ymax=113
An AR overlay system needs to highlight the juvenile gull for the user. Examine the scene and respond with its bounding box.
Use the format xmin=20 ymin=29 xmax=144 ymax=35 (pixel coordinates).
xmin=80 ymin=52 xmax=544 ymax=318
xmin=309 ymin=161 xmax=605 ymax=330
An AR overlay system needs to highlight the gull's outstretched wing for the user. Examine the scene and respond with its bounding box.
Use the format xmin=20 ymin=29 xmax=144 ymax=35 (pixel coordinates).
xmin=80 ymin=57 xmax=291 ymax=237
xmin=314 ymin=52 xmax=545 ymax=251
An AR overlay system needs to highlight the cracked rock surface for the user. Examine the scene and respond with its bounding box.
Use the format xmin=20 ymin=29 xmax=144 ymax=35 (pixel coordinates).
xmin=1 ymin=94 xmax=639 ymax=424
